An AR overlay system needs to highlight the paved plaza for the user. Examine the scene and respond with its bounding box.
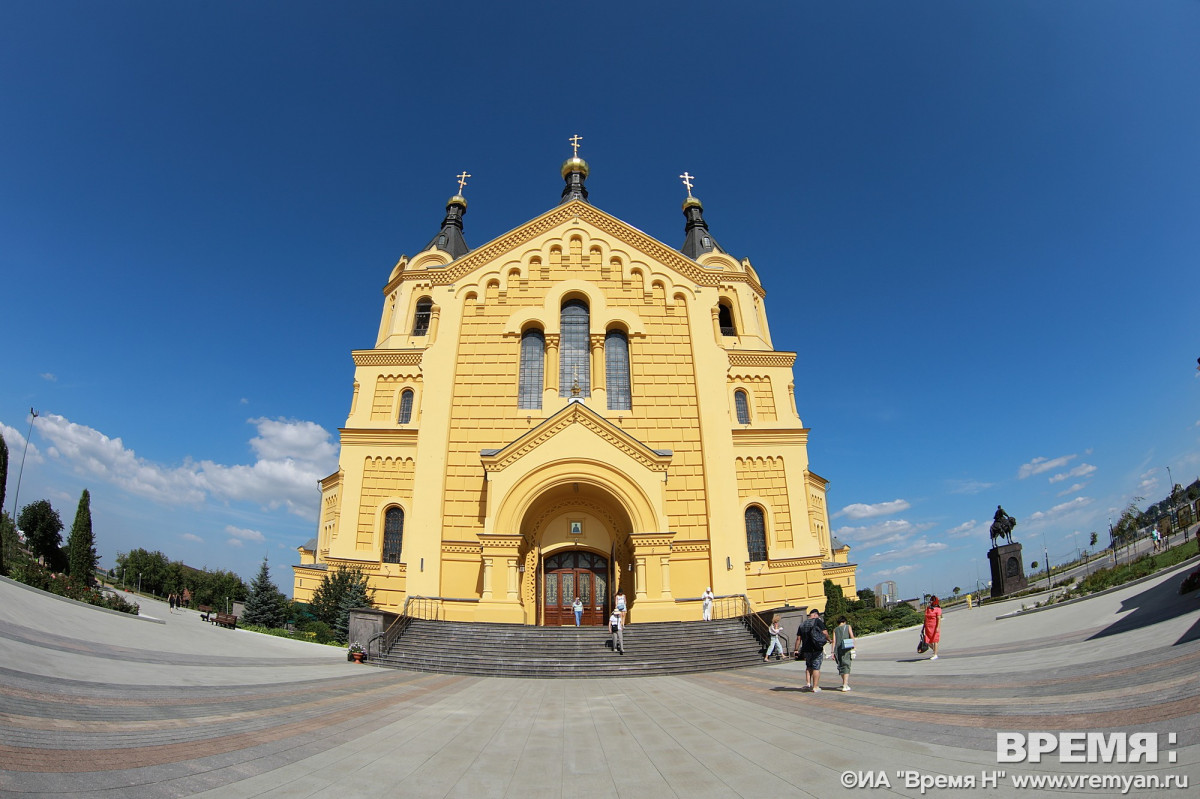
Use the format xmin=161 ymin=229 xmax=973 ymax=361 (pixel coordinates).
xmin=2 ymin=560 xmax=1199 ymax=799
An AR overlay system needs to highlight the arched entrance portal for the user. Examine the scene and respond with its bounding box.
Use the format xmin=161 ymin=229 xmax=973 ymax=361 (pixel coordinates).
xmin=515 ymin=478 xmax=640 ymax=626
xmin=544 ymin=550 xmax=608 ymax=625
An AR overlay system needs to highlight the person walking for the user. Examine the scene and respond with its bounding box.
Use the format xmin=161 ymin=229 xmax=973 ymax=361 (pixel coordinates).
xmin=923 ymin=596 xmax=942 ymax=660
xmin=793 ymin=608 xmax=828 ymax=691
xmin=609 ymin=608 xmax=624 ymax=654
xmin=572 ymin=596 xmax=583 ymax=627
xmin=832 ymin=615 xmax=855 ymax=691
xmin=702 ymin=587 xmax=715 ymax=621
xmin=763 ymin=614 xmax=784 ymax=661
xmin=615 ymin=590 xmax=627 ymax=623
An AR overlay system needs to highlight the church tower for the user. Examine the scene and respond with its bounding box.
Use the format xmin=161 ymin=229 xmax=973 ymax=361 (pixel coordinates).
xmin=293 ymin=141 xmax=856 ymax=623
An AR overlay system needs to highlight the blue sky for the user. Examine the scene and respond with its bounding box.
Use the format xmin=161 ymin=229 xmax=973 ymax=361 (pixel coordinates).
xmin=2 ymin=2 xmax=1198 ymax=598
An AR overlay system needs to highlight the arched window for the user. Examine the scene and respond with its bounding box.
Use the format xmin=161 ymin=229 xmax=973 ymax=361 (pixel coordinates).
xmin=382 ymin=507 xmax=404 ymax=564
xmin=412 ymin=298 xmax=433 ymax=336
xmin=518 ymin=328 xmax=544 ymax=409
xmin=397 ymin=389 xmax=414 ymax=424
xmin=745 ymin=506 xmax=767 ymax=562
xmin=718 ymin=302 xmax=736 ymax=336
xmin=605 ymin=329 xmax=631 ymax=410
xmin=559 ymin=299 xmax=590 ymax=397
xmin=734 ymin=389 xmax=751 ymax=424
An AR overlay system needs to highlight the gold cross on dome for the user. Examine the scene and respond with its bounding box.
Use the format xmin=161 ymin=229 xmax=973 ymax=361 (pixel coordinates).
xmin=456 ymin=171 xmax=471 ymax=193
xmin=680 ymin=172 xmax=695 ymax=196
xmin=569 ymin=134 xmax=583 ymax=157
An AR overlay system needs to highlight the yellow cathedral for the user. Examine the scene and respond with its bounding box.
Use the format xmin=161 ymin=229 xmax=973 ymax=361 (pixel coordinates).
xmin=293 ymin=143 xmax=856 ymax=625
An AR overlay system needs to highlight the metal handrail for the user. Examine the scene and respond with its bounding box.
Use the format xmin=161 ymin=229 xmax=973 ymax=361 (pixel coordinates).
xmin=402 ymin=595 xmax=479 ymax=621
xmin=677 ymin=593 xmax=782 ymax=656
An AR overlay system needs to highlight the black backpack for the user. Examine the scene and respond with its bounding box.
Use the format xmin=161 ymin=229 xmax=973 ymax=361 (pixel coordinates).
xmin=800 ymin=618 xmax=828 ymax=651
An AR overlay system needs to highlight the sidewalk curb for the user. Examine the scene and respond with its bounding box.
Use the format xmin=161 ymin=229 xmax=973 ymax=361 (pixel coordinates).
xmin=0 ymin=575 xmax=166 ymax=624
xmin=995 ymin=553 xmax=1200 ymax=619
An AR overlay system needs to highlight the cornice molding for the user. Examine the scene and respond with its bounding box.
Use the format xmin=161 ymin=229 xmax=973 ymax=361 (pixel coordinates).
xmin=353 ymin=350 xmax=423 ymax=367
xmin=731 ymin=428 xmax=810 ymax=447
xmin=727 ymin=351 xmax=796 ymax=369
xmin=325 ymin=557 xmax=382 ymax=572
xmin=339 ymin=428 xmax=420 ymax=446
xmin=388 ymin=201 xmax=766 ymax=298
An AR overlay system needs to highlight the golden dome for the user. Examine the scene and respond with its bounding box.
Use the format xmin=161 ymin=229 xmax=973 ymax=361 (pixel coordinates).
xmin=447 ymin=194 xmax=467 ymax=208
xmin=682 ymin=195 xmax=703 ymax=210
xmin=561 ymin=157 xmax=590 ymax=178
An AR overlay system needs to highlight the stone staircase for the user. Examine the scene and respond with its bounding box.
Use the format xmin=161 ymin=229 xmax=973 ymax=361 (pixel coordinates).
xmin=369 ymin=618 xmax=771 ymax=678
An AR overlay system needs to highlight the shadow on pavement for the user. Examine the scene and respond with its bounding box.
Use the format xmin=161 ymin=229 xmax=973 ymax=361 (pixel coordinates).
xmin=1086 ymin=567 xmax=1200 ymax=645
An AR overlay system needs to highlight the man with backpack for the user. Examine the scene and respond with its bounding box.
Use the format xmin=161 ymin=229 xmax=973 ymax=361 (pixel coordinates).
xmin=793 ymin=608 xmax=829 ymax=692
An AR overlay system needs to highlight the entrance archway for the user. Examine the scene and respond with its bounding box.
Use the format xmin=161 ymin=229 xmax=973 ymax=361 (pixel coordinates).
xmin=543 ymin=550 xmax=608 ymax=625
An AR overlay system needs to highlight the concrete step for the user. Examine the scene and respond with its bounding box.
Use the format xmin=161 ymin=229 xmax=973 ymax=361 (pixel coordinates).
xmin=371 ymin=617 xmax=769 ymax=678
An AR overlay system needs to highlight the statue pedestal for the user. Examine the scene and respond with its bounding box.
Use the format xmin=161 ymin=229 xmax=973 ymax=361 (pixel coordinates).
xmin=988 ymin=542 xmax=1028 ymax=598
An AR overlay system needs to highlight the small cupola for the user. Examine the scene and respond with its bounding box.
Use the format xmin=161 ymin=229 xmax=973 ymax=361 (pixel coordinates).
xmin=423 ymin=171 xmax=471 ymax=260
xmin=560 ymin=134 xmax=590 ymax=204
xmin=678 ymin=172 xmax=725 ymax=259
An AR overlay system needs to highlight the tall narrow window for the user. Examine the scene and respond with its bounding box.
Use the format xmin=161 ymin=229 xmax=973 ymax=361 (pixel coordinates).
xmin=559 ymin=299 xmax=590 ymax=397
xmin=518 ymin=328 xmax=545 ymax=409
xmin=718 ymin=302 xmax=736 ymax=336
xmin=397 ymin=389 xmax=414 ymax=424
xmin=382 ymin=507 xmax=404 ymax=563
xmin=745 ymin=506 xmax=767 ymax=562
xmin=412 ymin=298 xmax=433 ymax=336
xmin=734 ymin=389 xmax=750 ymax=424
xmin=605 ymin=329 xmax=631 ymax=411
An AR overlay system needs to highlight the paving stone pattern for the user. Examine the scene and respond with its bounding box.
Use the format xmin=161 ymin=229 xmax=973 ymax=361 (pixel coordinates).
xmin=2 ymin=565 xmax=1199 ymax=798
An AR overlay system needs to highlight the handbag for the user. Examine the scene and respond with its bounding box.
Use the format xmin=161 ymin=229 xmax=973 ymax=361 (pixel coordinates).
xmin=839 ymin=626 xmax=855 ymax=650
xmin=917 ymin=630 xmax=929 ymax=654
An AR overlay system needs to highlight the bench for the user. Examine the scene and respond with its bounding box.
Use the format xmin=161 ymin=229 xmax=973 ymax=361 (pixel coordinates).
xmin=198 ymin=604 xmax=213 ymax=622
xmin=214 ymin=613 xmax=238 ymax=629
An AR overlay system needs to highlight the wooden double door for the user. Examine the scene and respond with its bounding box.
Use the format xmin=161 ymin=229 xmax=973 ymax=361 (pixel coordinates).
xmin=544 ymin=550 xmax=609 ymax=626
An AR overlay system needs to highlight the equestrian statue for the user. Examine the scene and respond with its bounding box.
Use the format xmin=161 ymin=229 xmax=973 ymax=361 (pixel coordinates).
xmin=990 ymin=505 xmax=1017 ymax=547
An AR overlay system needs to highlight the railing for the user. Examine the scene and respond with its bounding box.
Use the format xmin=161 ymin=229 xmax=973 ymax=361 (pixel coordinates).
xmin=676 ymin=593 xmax=789 ymax=655
xmin=367 ymin=595 xmax=480 ymax=660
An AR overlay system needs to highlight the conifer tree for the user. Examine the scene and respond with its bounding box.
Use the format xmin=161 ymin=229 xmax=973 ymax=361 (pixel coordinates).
xmin=66 ymin=489 xmax=98 ymax=583
xmin=334 ymin=571 xmax=375 ymax=643
xmin=242 ymin=556 xmax=288 ymax=629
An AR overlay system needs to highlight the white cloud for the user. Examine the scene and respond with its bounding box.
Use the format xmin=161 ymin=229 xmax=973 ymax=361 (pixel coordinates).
xmin=227 ymin=538 xmax=244 ymax=548
xmin=946 ymin=520 xmax=981 ymax=538
xmin=33 ymin=413 xmax=336 ymax=519
xmin=1048 ymin=463 xmax=1097 ymax=484
xmin=225 ymin=525 xmax=265 ymax=543
xmin=1018 ymin=454 xmax=1076 ymax=479
xmin=40 ymin=372 xmax=57 ymax=382
xmin=1028 ymin=496 xmax=1093 ymax=521
xmin=875 ymin=564 xmax=917 ymax=577
xmin=0 ymin=422 xmax=44 ymax=465
xmin=839 ymin=499 xmax=911 ymax=520
xmin=1056 ymin=482 xmax=1088 ymax=497
xmin=834 ymin=518 xmax=923 ymax=548
xmin=868 ymin=537 xmax=948 ymax=562
xmin=181 ymin=533 xmax=204 ymax=543
xmin=946 ymin=479 xmax=993 ymax=495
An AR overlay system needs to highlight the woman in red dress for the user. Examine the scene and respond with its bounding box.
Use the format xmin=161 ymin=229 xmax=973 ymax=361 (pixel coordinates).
xmin=923 ymin=596 xmax=942 ymax=660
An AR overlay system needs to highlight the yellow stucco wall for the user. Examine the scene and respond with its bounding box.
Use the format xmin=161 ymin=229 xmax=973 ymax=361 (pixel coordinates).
xmin=293 ymin=195 xmax=856 ymax=623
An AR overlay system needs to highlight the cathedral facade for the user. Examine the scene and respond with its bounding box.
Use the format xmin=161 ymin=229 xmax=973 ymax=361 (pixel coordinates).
xmin=293 ymin=148 xmax=855 ymax=624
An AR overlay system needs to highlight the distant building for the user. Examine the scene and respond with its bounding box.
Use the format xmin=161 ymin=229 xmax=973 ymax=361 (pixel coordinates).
xmin=874 ymin=580 xmax=898 ymax=608
xmin=293 ymin=146 xmax=856 ymax=624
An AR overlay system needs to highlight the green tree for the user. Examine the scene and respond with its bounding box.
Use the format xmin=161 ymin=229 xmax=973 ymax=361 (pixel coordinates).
xmin=115 ymin=548 xmax=172 ymax=595
xmin=242 ymin=556 xmax=288 ymax=628
xmin=1089 ymin=532 xmax=1098 ymax=548
xmin=19 ymin=500 xmax=65 ymax=571
xmin=335 ymin=572 xmax=375 ymax=642
xmin=952 ymin=586 xmax=961 ymax=597
xmin=310 ymin=566 xmax=372 ymax=627
xmin=823 ymin=579 xmax=848 ymax=620
xmin=66 ymin=489 xmax=98 ymax=583
xmin=0 ymin=435 xmax=7 ymax=575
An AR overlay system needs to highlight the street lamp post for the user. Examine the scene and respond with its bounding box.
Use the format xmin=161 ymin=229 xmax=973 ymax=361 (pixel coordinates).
xmin=3 ymin=407 xmax=39 ymax=575
xmin=138 ymin=572 xmax=142 ymax=595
